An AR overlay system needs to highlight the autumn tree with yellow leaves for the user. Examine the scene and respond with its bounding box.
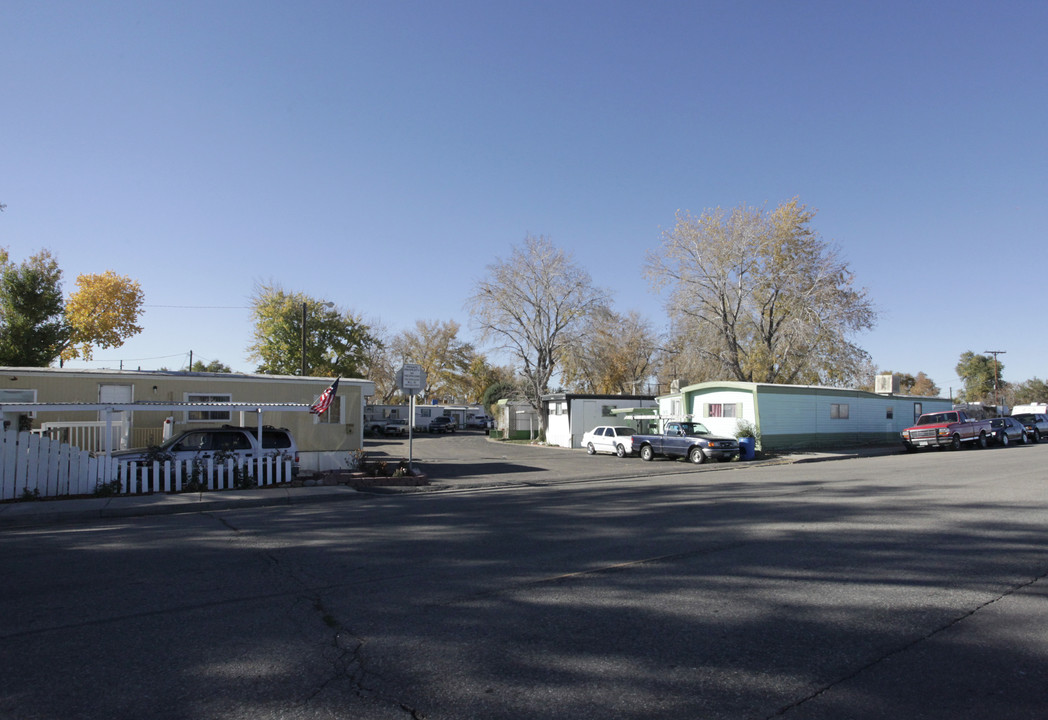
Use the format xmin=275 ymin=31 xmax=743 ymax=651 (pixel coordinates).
xmin=62 ymin=271 xmax=145 ymax=362
xmin=560 ymin=308 xmax=659 ymax=394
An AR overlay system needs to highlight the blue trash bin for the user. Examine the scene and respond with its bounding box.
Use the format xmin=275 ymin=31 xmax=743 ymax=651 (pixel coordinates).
xmin=737 ymin=436 xmax=756 ymax=460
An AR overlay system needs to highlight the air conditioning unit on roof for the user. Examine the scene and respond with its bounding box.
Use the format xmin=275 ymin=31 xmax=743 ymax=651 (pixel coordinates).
xmin=874 ymin=373 xmax=900 ymax=395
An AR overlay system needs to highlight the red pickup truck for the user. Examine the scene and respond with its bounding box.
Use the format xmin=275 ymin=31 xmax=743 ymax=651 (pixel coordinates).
xmin=901 ymin=410 xmax=993 ymax=451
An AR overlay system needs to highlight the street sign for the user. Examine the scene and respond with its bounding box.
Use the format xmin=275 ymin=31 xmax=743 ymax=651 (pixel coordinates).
xmin=397 ymin=363 xmax=425 ymax=393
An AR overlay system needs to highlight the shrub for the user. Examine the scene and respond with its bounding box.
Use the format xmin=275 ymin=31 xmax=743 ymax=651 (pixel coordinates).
xmin=734 ymin=419 xmax=761 ymax=443
xmin=93 ymin=479 xmax=121 ymax=497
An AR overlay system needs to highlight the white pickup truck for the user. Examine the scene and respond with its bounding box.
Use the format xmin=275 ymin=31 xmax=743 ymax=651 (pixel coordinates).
xmin=365 ymin=417 xmax=409 ymax=435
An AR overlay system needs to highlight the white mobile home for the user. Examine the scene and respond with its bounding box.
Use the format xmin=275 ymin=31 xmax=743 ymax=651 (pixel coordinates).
xmin=542 ymin=393 xmax=658 ymax=449
xmin=365 ymin=403 xmax=484 ymax=431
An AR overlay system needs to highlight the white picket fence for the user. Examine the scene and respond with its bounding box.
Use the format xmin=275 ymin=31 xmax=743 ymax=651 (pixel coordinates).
xmin=36 ymin=419 xmax=132 ymax=454
xmin=0 ymin=428 xmax=294 ymax=501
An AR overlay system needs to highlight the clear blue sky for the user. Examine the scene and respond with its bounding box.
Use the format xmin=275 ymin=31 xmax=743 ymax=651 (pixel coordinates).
xmin=2 ymin=1 xmax=1046 ymax=395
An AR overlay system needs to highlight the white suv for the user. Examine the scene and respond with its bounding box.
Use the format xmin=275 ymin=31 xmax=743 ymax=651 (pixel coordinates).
xmin=113 ymin=425 xmax=299 ymax=473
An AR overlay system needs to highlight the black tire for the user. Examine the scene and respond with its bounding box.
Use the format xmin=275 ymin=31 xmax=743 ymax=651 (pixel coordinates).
xmin=1020 ymin=431 xmax=1028 ymax=445
xmin=978 ymin=431 xmax=988 ymax=449
xmin=688 ymin=446 xmax=706 ymax=464
xmin=999 ymin=432 xmax=1010 ymax=447
xmin=586 ymin=443 xmax=596 ymax=455
xmin=615 ymin=444 xmax=626 ymax=458
xmin=640 ymin=445 xmax=655 ymax=462
xmin=951 ymin=434 xmax=962 ymax=451
xmin=1034 ymin=429 xmax=1041 ymax=443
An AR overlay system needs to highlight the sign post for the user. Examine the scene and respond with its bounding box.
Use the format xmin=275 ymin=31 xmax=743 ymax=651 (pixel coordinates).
xmin=396 ymin=364 xmax=426 ymax=468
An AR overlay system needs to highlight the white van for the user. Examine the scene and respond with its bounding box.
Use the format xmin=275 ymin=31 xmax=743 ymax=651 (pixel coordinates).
xmin=1011 ymin=403 xmax=1048 ymax=415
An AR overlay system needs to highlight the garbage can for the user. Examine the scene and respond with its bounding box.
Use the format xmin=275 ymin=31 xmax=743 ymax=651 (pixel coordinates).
xmin=737 ymin=436 xmax=756 ymax=460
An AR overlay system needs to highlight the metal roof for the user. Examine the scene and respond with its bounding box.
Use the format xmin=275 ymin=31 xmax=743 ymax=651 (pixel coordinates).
xmin=0 ymin=402 xmax=314 ymax=414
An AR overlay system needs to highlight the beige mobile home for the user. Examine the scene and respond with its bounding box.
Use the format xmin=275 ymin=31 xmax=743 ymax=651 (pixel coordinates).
xmin=0 ymin=367 xmax=374 ymax=473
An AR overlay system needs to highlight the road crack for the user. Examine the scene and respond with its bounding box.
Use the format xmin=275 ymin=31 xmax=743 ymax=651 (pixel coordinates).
xmin=770 ymin=567 xmax=1048 ymax=718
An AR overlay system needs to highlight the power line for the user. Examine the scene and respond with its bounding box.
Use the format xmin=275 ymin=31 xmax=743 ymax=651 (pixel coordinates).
xmin=72 ymin=352 xmax=188 ymax=363
xmin=144 ymin=304 xmax=250 ymax=309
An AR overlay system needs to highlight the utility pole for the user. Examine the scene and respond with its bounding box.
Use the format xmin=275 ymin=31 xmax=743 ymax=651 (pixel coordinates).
xmin=984 ymin=350 xmax=1006 ymax=412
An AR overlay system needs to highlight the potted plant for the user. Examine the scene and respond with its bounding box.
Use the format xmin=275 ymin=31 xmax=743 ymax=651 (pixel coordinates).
xmin=734 ymin=419 xmax=759 ymax=460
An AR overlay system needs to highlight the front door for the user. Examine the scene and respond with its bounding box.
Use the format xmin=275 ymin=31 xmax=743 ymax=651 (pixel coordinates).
xmin=99 ymin=384 xmax=133 ymax=449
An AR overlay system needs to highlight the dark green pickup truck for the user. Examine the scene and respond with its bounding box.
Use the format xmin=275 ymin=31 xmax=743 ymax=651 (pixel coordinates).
xmin=633 ymin=421 xmax=740 ymax=464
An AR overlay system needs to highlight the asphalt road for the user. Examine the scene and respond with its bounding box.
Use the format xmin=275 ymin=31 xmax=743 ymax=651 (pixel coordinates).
xmin=1 ymin=437 xmax=1046 ymax=719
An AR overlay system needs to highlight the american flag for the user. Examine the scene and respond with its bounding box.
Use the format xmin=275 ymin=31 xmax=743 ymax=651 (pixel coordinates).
xmin=309 ymin=377 xmax=340 ymax=415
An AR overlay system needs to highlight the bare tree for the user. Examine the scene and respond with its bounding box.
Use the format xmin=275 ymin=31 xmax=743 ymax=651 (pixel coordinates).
xmin=362 ymin=320 xmax=400 ymax=403
xmin=646 ymin=199 xmax=877 ymax=387
xmin=467 ymin=235 xmax=610 ymax=434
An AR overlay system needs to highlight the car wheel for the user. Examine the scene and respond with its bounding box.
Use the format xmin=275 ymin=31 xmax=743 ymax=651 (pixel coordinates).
xmin=615 ymin=444 xmax=627 ymax=458
xmin=1000 ymin=432 xmax=1010 ymax=447
xmin=978 ymin=431 xmax=988 ymax=449
xmin=688 ymin=446 xmax=706 ymax=464
xmin=1034 ymin=429 xmax=1041 ymax=443
xmin=640 ymin=445 xmax=654 ymax=462
xmin=1020 ymin=431 xmax=1028 ymax=445
xmin=951 ymin=434 xmax=962 ymax=451
xmin=587 ymin=443 xmax=596 ymax=455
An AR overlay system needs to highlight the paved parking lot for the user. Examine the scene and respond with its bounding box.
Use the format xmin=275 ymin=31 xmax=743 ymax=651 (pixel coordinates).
xmin=363 ymin=430 xmax=802 ymax=488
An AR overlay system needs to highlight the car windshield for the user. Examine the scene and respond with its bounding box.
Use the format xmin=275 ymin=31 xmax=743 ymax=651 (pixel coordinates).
xmin=678 ymin=422 xmax=711 ymax=435
xmin=611 ymin=427 xmax=635 ymax=436
xmin=1013 ymin=414 xmax=1035 ymax=422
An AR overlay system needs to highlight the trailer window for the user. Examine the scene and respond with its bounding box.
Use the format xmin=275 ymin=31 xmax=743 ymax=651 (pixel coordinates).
xmin=185 ymin=393 xmax=232 ymax=422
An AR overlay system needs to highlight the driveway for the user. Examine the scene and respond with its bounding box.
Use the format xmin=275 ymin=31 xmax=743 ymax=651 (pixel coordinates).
xmin=363 ymin=431 xmax=755 ymax=488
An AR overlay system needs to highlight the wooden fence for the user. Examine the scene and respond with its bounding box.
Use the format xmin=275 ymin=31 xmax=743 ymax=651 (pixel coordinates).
xmin=0 ymin=429 xmax=294 ymax=501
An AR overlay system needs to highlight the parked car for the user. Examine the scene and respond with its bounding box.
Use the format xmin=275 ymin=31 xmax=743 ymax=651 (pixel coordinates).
xmin=383 ymin=418 xmax=409 ymax=436
xmin=988 ymin=417 xmax=1028 ymax=446
xmin=581 ymin=425 xmax=637 ymax=458
xmin=112 ymin=425 xmax=299 ymax=472
xmin=466 ymin=414 xmax=494 ymax=429
xmin=428 ymin=416 xmax=457 ymax=433
xmin=1011 ymin=413 xmax=1048 ymax=443
xmin=365 ymin=419 xmax=389 ymax=435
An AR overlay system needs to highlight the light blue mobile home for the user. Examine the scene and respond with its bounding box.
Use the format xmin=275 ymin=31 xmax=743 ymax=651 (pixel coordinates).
xmin=659 ymin=381 xmax=954 ymax=451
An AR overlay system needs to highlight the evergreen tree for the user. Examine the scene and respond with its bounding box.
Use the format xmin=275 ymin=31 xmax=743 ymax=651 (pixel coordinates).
xmin=0 ymin=250 xmax=69 ymax=366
